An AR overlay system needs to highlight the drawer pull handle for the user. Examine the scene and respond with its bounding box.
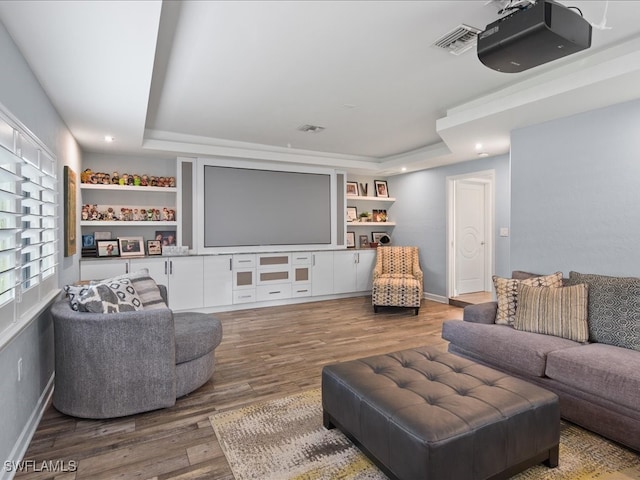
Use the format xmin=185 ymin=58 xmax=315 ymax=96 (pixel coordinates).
xmin=269 ymin=291 xmax=281 ymax=295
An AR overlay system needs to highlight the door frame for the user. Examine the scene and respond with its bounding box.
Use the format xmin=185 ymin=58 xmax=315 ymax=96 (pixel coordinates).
xmin=446 ymin=169 xmax=495 ymax=298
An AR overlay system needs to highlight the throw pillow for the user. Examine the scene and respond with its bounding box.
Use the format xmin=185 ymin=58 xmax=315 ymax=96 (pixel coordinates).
xmin=514 ymin=283 xmax=589 ymax=343
xmin=92 ymin=269 xmax=167 ymax=310
xmin=77 ymin=278 xmax=143 ymax=314
xmin=493 ymin=272 xmax=563 ymax=325
xmin=567 ymin=271 xmax=640 ymax=351
xmin=64 ymin=284 xmax=89 ymax=311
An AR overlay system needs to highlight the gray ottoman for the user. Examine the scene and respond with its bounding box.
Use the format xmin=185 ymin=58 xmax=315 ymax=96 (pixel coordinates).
xmin=322 ymin=346 xmax=559 ymax=480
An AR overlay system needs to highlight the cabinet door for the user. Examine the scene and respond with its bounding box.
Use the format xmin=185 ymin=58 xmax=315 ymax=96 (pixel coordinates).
xmin=130 ymin=257 xmax=168 ymax=286
xmin=333 ymin=251 xmax=357 ymax=294
xmin=203 ymin=255 xmax=233 ymax=307
xmin=168 ymin=256 xmax=204 ymax=310
xmin=80 ymin=259 xmax=130 ymax=281
xmin=311 ymin=251 xmax=333 ymax=296
xmin=356 ymin=250 xmax=376 ymax=292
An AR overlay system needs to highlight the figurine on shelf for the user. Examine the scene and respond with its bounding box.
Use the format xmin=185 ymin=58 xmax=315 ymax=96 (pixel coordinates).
xmin=119 ymin=173 xmax=127 ymax=186
xmin=147 ymin=209 xmax=154 ymax=221
xmin=140 ymin=174 xmax=148 ymax=187
xmin=133 ymin=208 xmax=140 ymax=221
xmin=81 ymin=204 xmax=90 ymax=221
xmin=106 ymin=207 xmax=115 ymax=221
xmin=140 ymin=208 xmax=146 ymax=221
xmin=162 ymin=207 xmax=170 ymax=221
xmin=111 ymin=172 xmax=120 ymax=184
xmin=101 ymin=173 xmax=111 ymax=185
xmin=81 ymin=169 xmax=93 ymax=183
xmin=133 ymin=174 xmax=141 ymax=186
xmin=127 ymin=174 xmax=134 ymax=186
xmin=168 ymin=209 xmax=176 ymax=221
xmin=90 ymin=206 xmax=100 ymax=221
xmin=169 ymin=176 xmax=176 ymax=188
xmin=150 ymin=176 xmax=158 ymax=186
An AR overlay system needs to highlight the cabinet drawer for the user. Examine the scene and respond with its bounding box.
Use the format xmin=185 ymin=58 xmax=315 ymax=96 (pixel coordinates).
xmin=233 ymin=254 xmax=256 ymax=269
xmin=291 ymin=284 xmax=312 ymax=298
xmin=233 ymin=289 xmax=256 ymax=304
xmin=256 ymin=268 xmax=290 ymax=285
xmin=291 ymin=253 xmax=312 ymax=265
xmin=256 ymin=284 xmax=292 ymax=302
xmin=258 ymin=253 xmax=291 ymax=267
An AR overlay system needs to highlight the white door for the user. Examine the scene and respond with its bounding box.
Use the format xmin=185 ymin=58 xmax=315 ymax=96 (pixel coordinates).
xmin=455 ymin=180 xmax=486 ymax=295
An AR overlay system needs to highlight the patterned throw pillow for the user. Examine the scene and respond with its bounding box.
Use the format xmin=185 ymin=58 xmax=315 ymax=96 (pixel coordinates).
xmin=514 ymin=283 xmax=589 ymax=343
xmin=92 ymin=269 xmax=167 ymax=310
xmin=76 ymin=278 xmax=143 ymax=313
xmin=64 ymin=284 xmax=88 ymax=311
xmin=493 ymin=272 xmax=563 ymax=325
xmin=568 ymin=271 xmax=640 ymax=351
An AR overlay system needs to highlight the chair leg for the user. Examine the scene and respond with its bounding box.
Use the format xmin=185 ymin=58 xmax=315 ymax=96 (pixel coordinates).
xmin=373 ymin=305 xmax=378 ymax=313
xmin=415 ymin=307 xmax=419 ymax=316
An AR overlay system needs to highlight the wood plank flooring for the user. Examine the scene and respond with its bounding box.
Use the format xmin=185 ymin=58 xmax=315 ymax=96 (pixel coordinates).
xmin=15 ymin=296 xmax=463 ymax=480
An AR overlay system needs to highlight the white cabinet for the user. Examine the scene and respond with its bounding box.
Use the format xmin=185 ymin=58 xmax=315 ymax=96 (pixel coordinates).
xmin=311 ymin=251 xmax=334 ymax=296
xmin=131 ymin=256 xmax=204 ymax=311
xmin=333 ymin=250 xmax=376 ymax=294
xmin=203 ymin=255 xmax=233 ymax=308
xmin=291 ymin=252 xmax=312 ymax=298
xmin=80 ymin=259 xmax=131 ymax=281
xmin=232 ymin=254 xmax=256 ymax=304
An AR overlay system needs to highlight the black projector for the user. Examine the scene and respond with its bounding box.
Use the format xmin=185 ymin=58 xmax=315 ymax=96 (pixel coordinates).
xmin=477 ymin=0 xmax=592 ymax=73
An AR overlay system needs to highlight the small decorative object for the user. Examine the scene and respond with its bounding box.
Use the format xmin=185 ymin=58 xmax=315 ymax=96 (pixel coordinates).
xmin=155 ymin=230 xmax=177 ymax=246
xmin=374 ymin=180 xmax=389 ymax=198
xmin=82 ymin=234 xmax=95 ymax=248
xmin=147 ymin=240 xmax=162 ymax=256
xmin=359 ymin=235 xmax=369 ymax=249
xmin=118 ymin=236 xmax=145 ymax=257
xmin=94 ymin=231 xmax=112 ymax=240
xmin=359 ymin=211 xmax=371 ymax=222
xmin=346 ymin=231 xmax=355 ymax=248
xmin=346 ymin=181 xmax=359 ymax=196
xmin=96 ymin=239 xmax=120 ymax=257
xmin=169 ymin=176 xmax=176 ymax=187
xmin=346 ymin=206 xmax=357 ymax=222
xmin=378 ymin=234 xmax=392 ymax=245
xmin=372 ymin=232 xmax=387 ymax=244
xmin=162 ymin=245 xmax=189 ymax=256
xmin=359 ymin=183 xmax=368 ymax=196
xmin=133 ymin=174 xmax=141 ymax=186
xmin=370 ymin=242 xmax=378 ymax=248
xmin=119 ymin=174 xmax=127 ymax=186
xmin=141 ymin=174 xmax=149 ymax=186
xmin=111 ymin=172 xmax=119 ymax=184
xmin=80 ymin=168 xmax=93 ymax=183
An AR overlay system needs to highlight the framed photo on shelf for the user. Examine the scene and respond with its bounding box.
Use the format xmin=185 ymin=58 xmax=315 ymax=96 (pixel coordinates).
xmin=372 ymin=209 xmax=387 ymax=222
xmin=82 ymin=234 xmax=95 ymax=248
xmin=371 ymin=232 xmax=387 ymax=244
xmin=147 ymin=240 xmax=162 ymax=256
xmin=359 ymin=235 xmax=370 ymax=249
xmin=155 ymin=230 xmax=177 ymax=246
xmin=346 ymin=181 xmax=359 ymax=196
xmin=346 ymin=206 xmax=358 ymax=222
xmin=374 ymin=180 xmax=389 ymax=198
xmin=96 ymin=239 xmax=120 ymax=257
xmin=118 ymin=236 xmax=145 ymax=257
xmin=346 ymin=231 xmax=355 ymax=248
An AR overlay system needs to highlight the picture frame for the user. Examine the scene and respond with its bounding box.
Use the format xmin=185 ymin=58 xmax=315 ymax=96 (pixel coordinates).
xmin=346 ymin=231 xmax=355 ymax=248
xmin=372 ymin=209 xmax=388 ymax=222
xmin=374 ymin=180 xmax=389 ymax=198
xmin=346 ymin=206 xmax=358 ymax=222
xmin=63 ymin=166 xmax=77 ymax=257
xmin=155 ymin=230 xmax=177 ymax=246
xmin=359 ymin=235 xmax=370 ymax=249
xmin=346 ymin=181 xmax=360 ymax=196
xmin=118 ymin=236 xmax=145 ymax=257
xmin=82 ymin=234 xmax=95 ymax=248
xmin=371 ymin=232 xmax=387 ymax=244
xmin=96 ymin=239 xmax=120 ymax=257
xmin=147 ymin=239 xmax=162 ymax=256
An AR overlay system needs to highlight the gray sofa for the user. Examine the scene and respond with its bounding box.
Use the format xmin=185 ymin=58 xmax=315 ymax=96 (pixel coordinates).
xmin=442 ymin=271 xmax=640 ymax=453
xmin=51 ymin=285 xmax=223 ymax=419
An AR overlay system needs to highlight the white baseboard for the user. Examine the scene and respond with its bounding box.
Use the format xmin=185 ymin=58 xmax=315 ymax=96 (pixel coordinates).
xmin=2 ymin=374 xmax=54 ymax=480
xmin=424 ymin=292 xmax=449 ymax=304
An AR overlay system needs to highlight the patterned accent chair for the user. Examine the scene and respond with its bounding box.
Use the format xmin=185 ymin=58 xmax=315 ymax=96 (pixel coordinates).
xmin=372 ymin=246 xmax=424 ymax=315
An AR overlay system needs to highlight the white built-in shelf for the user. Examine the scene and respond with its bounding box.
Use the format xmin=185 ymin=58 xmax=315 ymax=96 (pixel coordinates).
xmin=347 ymin=222 xmax=396 ymax=227
xmin=80 ymin=184 xmax=177 ymax=193
xmin=347 ymin=195 xmax=395 ymax=202
xmin=81 ymin=221 xmax=178 ymax=227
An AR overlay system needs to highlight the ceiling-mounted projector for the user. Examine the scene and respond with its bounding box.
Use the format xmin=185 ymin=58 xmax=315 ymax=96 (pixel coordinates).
xmin=477 ymin=0 xmax=592 ymax=73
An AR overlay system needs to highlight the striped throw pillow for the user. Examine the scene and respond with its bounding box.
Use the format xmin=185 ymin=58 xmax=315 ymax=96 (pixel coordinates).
xmin=493 ymin=272 xmax=563 ymax=325
xmin=514 ymin=283 xmax=589 ymax=342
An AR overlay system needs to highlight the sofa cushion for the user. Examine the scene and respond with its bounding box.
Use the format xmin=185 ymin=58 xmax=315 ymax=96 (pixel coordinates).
xmin=174 ymin=312 xmax=223 ymax=364
xmin=514 ymin=284 xmax=589 ymax=343
xmin=567 ymin=271 xmax=640 ymax=351
xmin=76 ymin=278 xmax=143 ymax=313
xmin=442 ymin=320 xmax=582 ymax=377
xmin=96 ymin=269 xmax=167 ymax=310
xmin=546 ymin=343 xmax=640 ymax=412
xmin=493 ymin=272 xmax=563 ymax=325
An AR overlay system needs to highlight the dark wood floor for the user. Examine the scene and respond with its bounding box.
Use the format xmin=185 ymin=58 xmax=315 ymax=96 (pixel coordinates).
xmin=16 ymin=296 xmax=463 ymax=480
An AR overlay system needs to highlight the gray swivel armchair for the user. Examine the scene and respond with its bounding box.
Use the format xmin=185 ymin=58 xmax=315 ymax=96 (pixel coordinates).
xmin=51 ymin=285 xmax=222 ymax=419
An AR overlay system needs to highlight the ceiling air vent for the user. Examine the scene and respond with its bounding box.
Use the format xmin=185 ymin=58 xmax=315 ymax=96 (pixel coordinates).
xmin=297 ymin=124 xmax=325 ymax=133
xmin=433 ymin=24 xmax=482 ymax=55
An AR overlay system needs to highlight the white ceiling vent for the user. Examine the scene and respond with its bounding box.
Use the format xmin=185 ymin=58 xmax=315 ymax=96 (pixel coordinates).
xmin=297 ymin=124 xmax=325 ymax=133
xmin=433 ymin=24 xmax=483 ymax=55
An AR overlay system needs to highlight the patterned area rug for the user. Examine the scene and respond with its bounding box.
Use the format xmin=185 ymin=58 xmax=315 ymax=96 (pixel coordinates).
xmin=210 ymin=389 xmax=640 ymax=480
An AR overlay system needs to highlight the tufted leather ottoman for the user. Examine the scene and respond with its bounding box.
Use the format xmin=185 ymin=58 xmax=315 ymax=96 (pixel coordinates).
xmin=322 ymin=346 xmax=559 ymax=480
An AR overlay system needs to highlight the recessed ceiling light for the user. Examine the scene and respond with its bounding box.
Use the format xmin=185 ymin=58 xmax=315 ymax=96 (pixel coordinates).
xmin=104 ymin=135 xmax=114 ymax=143
xmin=475 ymin=143 xmax=482 ymax=150
xmin=401 ymin=167 xmax=407 ymax=172
xmin=478 ymin=152 xmax=489 ymax=158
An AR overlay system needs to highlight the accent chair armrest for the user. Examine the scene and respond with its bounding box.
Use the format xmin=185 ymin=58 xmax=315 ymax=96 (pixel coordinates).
xmin=463 ymin=302 xmax=498 ymax=324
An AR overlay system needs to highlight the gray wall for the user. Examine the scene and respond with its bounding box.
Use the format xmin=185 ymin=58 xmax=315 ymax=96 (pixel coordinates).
xmin=511 ymin=99 xmax=640 ymax=276
xmin=388 ymin=154 xmax=511 ymax=298
xmin=0 ymin=20 xmax=81 ymax=475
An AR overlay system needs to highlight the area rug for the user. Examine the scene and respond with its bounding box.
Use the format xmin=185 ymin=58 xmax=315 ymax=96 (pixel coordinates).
xmin=210 ymin=389 xmax=640 ymax=480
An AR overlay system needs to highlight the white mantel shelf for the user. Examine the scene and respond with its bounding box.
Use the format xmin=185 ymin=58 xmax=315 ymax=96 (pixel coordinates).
xmin=347 ymin=222 xmax=396 ymax=227
xmin=347 ymin=195 xmax=396 ymax=202
xmin=80 ymin=221 xmax=178 ymax=227
xmin=80 ymin=184 xmax=177 ymax=193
